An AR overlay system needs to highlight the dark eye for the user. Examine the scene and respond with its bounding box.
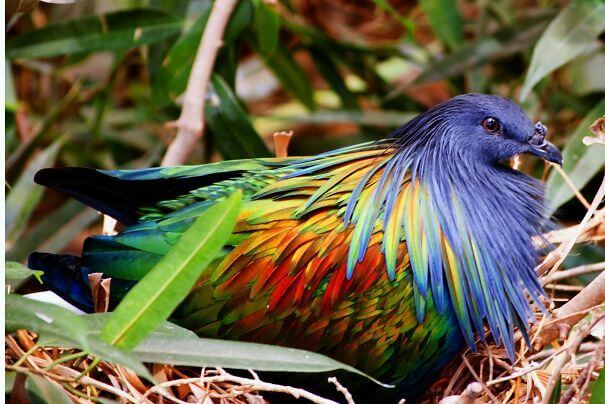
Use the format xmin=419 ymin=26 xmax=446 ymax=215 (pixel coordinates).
xmin=482 ymin=117 xmax=501 ymax=133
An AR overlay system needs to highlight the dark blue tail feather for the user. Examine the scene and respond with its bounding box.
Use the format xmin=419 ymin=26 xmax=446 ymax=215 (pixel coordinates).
xmin=28 ymin=252 xmax=95 ymax=313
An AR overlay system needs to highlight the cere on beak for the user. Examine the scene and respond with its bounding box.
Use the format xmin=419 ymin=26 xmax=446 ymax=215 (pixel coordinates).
xmin=527 ymin=121 xmax=563 ymax=166
xmin=531 ymin=121 xmax=548 ymax=146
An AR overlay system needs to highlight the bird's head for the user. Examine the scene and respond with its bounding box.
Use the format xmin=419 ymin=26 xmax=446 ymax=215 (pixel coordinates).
xmin=398 ymin=93 xmax=563 ymax=166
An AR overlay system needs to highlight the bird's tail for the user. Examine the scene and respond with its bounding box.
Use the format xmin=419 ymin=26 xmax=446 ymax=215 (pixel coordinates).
xmin=28 ymin=252 xmax=95 ymax=313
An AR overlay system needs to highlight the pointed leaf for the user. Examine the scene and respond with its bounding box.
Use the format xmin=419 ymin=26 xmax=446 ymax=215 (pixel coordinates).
xmin=133 ymin=334 xmax=391 ymax=387
xmin=546 ymin=99 xmax=605 ymax=211
xmin=6 ymin=9 xmax=182 ymax=59
xmin=591 ymin=368 xmax=605 ymax=403
xmin=25 ymin=374 xmax=72 ymax=404
xmin=252 ymin=0 xmax=280 ymax=56
xmin=5 ymin=294 xmax=153 ymax=381
xmin=151 ymin=0 xmax=252 ymax=106
xmin=6 ymin=137 xmax=64 ymax=246
xmin=259 ymin=43 xmax=316 ymax=110
xmin=206 ymin=75 xmax=271 ymax=159
xmin=419 ymin=0 xmax=464 ymax=49
xmin=100 ymin=191 xmax=242 ymax=350
xmin=6 ymin=261 xmax=43 ymax=290
xmin=520 ymin=0 xmax=605 ymax=100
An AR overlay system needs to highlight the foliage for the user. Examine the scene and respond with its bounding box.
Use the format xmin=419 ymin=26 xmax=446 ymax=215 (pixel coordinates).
xmin=5 ymin=0 xmax=605 ymax=402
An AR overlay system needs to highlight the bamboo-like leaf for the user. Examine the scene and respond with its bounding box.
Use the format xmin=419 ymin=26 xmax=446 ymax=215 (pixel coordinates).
xmin=259 ymin=43 xmax=316 ymax=110
xmin=25 ymin=374 xmax=72 ymax=404
xmin=520 ymin=0 xmax=605 ymax=100
xmin=5 ymin=294 xmax=153 ymax=381
xmin=100 ymin=191 xmax=242 ymax=350
xmin=206 ymin=75 xmax=271 ymax=159
xmin=5 ymin=138 xmax=64 ymax=247
xmin=252 ymin=0 xmax=280 ymax=56
xmin=36 ymin=312 xmax=389 ymax=386
xmin=133 ymin=334 xmax=391 ymax=387
xmin=6 ymin=200 xmax=99 ymax=263
xmin=151 ymin=0 xmax=252 ymax=106
xmin=419 ymin=0 xmax=464 ymax=49
xmin=408 ymin=17 xmax=549 ymax=87
xmin=6 ymin=262 xmax=43 ymax=290
xmin=310 ymin=48 xmax=359 ymax=110
xmin=6 ymin=9 xmax=182 ymax=59
xmin=591 ymin=368 xmax=605 ymax=403
xmin=546 ymin=99 xmax=605 ymax=211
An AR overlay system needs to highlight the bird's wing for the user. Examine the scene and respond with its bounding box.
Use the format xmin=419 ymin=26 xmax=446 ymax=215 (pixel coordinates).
xmin=34 ymin=159 xmax=292 ymax=225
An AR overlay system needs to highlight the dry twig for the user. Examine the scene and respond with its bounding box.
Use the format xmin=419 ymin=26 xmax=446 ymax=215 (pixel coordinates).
xmin=161 ymin=0 xmax=239 ymax=166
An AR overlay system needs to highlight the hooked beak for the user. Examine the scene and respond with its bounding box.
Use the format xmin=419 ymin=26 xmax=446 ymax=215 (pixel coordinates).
xmin=527 ymin=141 xmax=563 ymax=166
xmin=526 ymin=121 xmax=563 ymax=166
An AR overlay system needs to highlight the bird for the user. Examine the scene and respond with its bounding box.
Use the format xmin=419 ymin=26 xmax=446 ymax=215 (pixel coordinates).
xmin=29 ymin=93 xmax=562 ymax=398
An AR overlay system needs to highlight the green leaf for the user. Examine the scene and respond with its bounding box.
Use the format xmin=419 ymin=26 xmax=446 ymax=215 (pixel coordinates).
xmin=520 ymin=0 xmax=605 ymax=100
xmin=6 ymin=262 xmax=43 ymax=290
xmin=568 ymin=52 xmax=605 ymax=96
xmin=5 ymin=372 xmax=16 ymax=394
xmin=5 ymin=137 xmax=64 ymax=246
xmin=151 ymin=0 xmax=252 ymax=106
xmin=5 ymin=294 xmax=153 ymax=381
xmin=133 ymin=334 xmax=391 ymax=387
xmin=546 ymin=99 xmax=605 ymax=211
xmin=408 ymin=17 xmax=549 ymax=87
xmin=38 ymin=314 xmax=196 ymax=346
xmin=206 ymin=74 xmax=271 ymax=159
xmin=549 ymin=376 xmax=562 ymax=404
xmin=100 ymin=191 xmax=242 ymax=350
xmin=6 ymin=61 xmax=17 ymax=111
xmin=419 ymin=0 xmax=464 ymax=49
xmin=36 ymin=312 xmax=388 ymax=387
xmin=252 ymin=0 xmax=280 ymax=56
xmin=6 ymin=9 xmax=182 ymax=59
xmin=25 ymin=374 xmax=72 ymax=404
xmin=591 ymin=368 xmax=605 ymax=403
xmin=6 ymin=200 xmax=99 ymax=263
xmin=309 ymin=48 xmax=359 ymax=110
xmin=262 ymin=109 xmax=416 ymax=126
xmin=259 ymin=43 xmax=316 ymax=110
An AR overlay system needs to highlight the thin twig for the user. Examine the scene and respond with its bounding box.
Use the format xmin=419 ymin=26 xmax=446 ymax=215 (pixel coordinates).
xmin=461 ymin=355 xmax=497 ymax=402
xmin=328 ymin=377 xmax=355 ymax=404
xmin=534 ymin=273 xmax=605 ymax=351
xmin=543 ymin=261 xmax=605 ymax=284
xmin=546 ymin=174 xmax=605 ymax=276
xmin=541 ymin=312 xmax=605 ymax=403
xmin=551 ymin=164 xmax=591 ymax=210
xmin=143 ymin=371 xmax=340 ymax=404
xmin=161 ymin=0 xmax=239 ymax=166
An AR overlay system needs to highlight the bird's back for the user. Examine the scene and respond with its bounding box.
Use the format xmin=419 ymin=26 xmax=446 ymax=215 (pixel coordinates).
xmin=31 ymin=140 xmax=464 ymax=391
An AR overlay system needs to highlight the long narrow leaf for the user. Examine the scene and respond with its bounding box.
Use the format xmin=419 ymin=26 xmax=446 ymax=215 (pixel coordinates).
xmin=100 ymin=191 xmax=242 ymax=350
xmin=206 ymin=75 xmax=271 ymax=159
xmin=6 ymin=9 xmax=182 ymax=59
xmin=546 ymin=99 xmax=605 ymax=211
xmin=6 ymin=294 xmax=153 ymax=381
xmin=133 ymin=334 xmax=391 ymax=387
xmin=520 ymin=0 xmax=605 ymax=100
xmin=6 ymin=138 xmax=64 ymax=247
xmin=419 ymin=0 xmax=464 ymax=49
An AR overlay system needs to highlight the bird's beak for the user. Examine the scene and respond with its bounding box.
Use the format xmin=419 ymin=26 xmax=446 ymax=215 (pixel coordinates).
xmin=525 ymin=121 xmax=563 ymax=166
xmin=527 ymin=141 xmax=563 ymax=166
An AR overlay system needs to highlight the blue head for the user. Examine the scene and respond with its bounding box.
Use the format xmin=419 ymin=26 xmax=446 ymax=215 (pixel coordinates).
xmin=393 ymin=93 xmax=562 ymax=167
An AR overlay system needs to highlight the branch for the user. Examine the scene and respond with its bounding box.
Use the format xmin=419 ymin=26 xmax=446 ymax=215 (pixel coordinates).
xmin=161 ymin=0 xmax=239 ymax=166
xmin=540 ymin=312 xmax=605 ymax=403
xmin=543 ymin=261 xmax=605 ymax=284
xmin=534 ymin=270 xmax=605 ymax=351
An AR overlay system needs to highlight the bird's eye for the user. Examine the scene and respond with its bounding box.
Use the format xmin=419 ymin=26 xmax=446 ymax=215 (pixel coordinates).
xmin=482 ymin=117 xmax=501 ymax=133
